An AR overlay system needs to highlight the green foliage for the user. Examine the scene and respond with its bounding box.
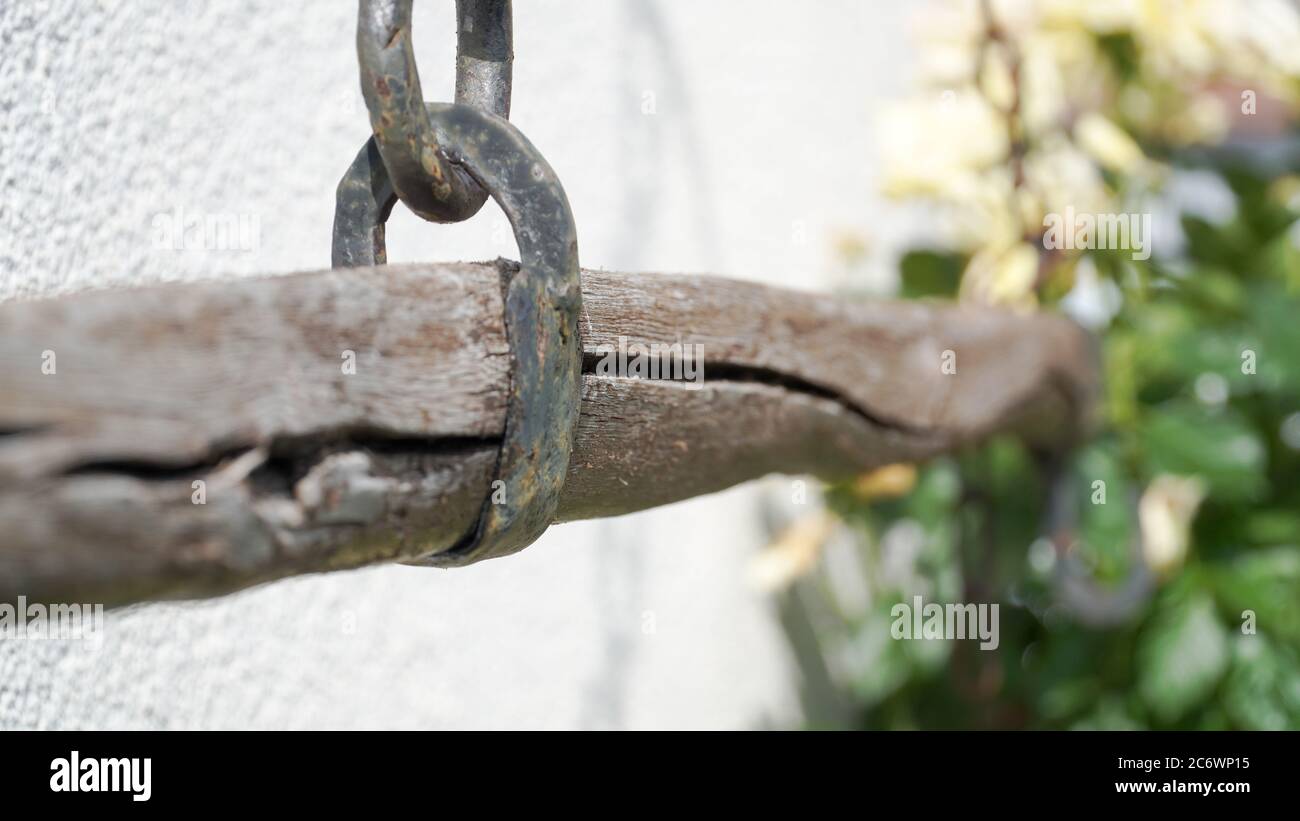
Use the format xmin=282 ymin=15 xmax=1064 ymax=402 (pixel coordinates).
xmin=1137 ymin=589 xmax=1230 ymax=724
xmin=1142 ymin=404 xmax=1266 ymax=501
xmin=797 ymin=157 xmax=1300 ymax=730
xmin=898 ymin=250 xmax=966 ymax=299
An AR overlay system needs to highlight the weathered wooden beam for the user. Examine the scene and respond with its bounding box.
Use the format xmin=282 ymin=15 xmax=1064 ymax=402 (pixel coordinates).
xmin=0 ymin=261 xmax=1096 ymax=605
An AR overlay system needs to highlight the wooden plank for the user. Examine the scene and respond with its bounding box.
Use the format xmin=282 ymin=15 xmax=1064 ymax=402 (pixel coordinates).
xmin=0 ymin=261 xmax=1096 ymax=604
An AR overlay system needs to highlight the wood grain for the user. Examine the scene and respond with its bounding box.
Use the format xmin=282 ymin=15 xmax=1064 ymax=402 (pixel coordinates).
xmin=0 ymin=260 xmax=1096 ymax=604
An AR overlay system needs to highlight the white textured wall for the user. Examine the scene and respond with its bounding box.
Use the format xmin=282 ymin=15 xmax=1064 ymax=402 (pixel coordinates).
xmin=0 ymin=0 xmax=912 ymax=729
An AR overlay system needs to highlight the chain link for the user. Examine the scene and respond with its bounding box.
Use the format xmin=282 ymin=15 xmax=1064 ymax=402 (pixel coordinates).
xmin=357 ymin=0 xmax=512 ymax=224
xmin=333 ymin=2 xmax=582 ymax=566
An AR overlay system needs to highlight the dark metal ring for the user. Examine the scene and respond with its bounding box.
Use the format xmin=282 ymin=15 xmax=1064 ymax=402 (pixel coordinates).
xmin=358 ymin=0 xmax=512 ymax=224
xmin=1040 ymin=457 xmax=1152 ymax=626
xmin=332 ymin=102 xmax=582 ymax=566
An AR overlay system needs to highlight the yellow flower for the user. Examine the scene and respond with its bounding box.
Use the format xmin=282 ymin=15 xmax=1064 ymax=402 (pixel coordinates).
xmin=1024 ymin=137 xmax=1111 ymax=218
xmin=1139 ymin=474 xmax=1206 ymax=577
xmin=850 ymin=463 xmax=918 ymax=501
xmin=979 ymin=42 xmax=1018 ymax=112
xmin=1165 ymin=92 xmax=1229 ymax=146
xmin=879 ymin=92 xmax=1008 ymax=199
xmin=1041 ymin=0 xmax=1140 ymax=33
xmin=749 ymin=512 xmax=836 ymax=593
xmin=1074 ymin=113 xmax=1145 ymax=174
xmin=962 ymin=242 xmax=1041 ymax=309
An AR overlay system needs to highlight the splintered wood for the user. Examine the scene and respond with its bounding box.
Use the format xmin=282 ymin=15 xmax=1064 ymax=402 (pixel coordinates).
xmin=0 ymin=261 xmax=1096 ymax=605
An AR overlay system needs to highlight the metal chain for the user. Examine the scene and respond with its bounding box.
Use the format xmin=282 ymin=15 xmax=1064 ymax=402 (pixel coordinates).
xmin=332 ymin=3 xmax=582 ymax=566
xmin=1039 ymin=456 xmax=1153 ymax=626
xmin=357 ymin=0 xmax=512 ymax=224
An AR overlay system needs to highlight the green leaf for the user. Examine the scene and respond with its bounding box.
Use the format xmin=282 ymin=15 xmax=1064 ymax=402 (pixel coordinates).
xmin=1252 ymin=230 xmax=1300 ymax=287
xmin=1095 ymin=32 xmax=1139 ymax=81
xmin=1247 ymin=282 xmax=1300 ymax=390
xmin=1141 ymin=404 xmax=1267 ymax=501
xmin=1181 ymin=214 xmax=1248 ymax=269
xmin=1213 ymin=546 xmax=1300 ymax=644
xmin=1242 ymin=511 xmax=1300 ymax=545
xmin=1173 ymin=266 xmax=1246 ymax=314
xmin=1137 ymin=593 xmax=1229 ymax=724
xmin=898 ymin=250 xmax=964 ymax=299
xmin=1222 ymin=635 xmax=1299 ymax=730
xmin=1071 ymin=696 xmax=1144 ymax=730
xmin=1074 ymin=442 xmax=1134 ymax=583
xmin=1222 ymin=166 xmax=1299 ymax=246
xmin=1027 ymin=628 xmax=1108 ymax=722
xmin=901 ymin=460 xmax=960 ymax=521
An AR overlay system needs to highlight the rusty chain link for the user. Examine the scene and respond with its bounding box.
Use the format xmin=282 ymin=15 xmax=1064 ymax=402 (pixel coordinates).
xmin=358 ymin=0 xmax=512 ymax=224
xmin=333 ymin=1 xmax=582 ymax=566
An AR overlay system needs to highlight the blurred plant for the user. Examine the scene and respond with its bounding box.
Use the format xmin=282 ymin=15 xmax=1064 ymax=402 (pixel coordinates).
xmin=771 ymin=0 xmax=1300 ymax=729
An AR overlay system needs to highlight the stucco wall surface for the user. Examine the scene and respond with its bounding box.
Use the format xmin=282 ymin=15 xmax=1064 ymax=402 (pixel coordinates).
xmin=0 ymin=0 xmax=912 ymax=729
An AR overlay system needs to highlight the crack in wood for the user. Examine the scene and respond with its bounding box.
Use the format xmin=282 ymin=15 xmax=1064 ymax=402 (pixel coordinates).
xmin=0 ymin=261 xmax=1096 ymax=606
